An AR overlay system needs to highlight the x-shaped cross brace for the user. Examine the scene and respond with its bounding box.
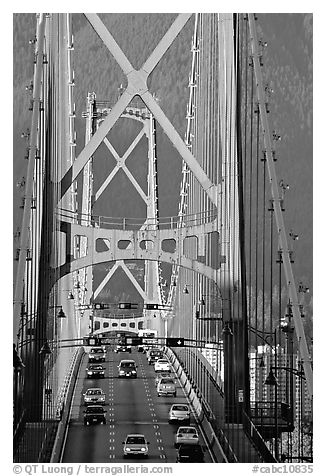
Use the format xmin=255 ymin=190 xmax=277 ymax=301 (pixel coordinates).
xmin=60 ymin=13 xmax=218 ymax=206
xmin=96 ymin=128 xmax=148 ymax=204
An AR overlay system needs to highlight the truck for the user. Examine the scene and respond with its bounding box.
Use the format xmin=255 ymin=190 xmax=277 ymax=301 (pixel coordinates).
xmin=137 ymin=329 xmax=158 ymax=353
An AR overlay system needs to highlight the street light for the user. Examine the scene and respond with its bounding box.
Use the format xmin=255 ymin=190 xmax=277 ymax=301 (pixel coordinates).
xmin=249 ymin=326 xmax=279 ymax=460
xmin=48 ymin=305 xmax=66 ymax=319
xmin=265 ymin=366 xmax=305 ymax=382
xmin=57 ymin=308 xmax=66 ymax=318
xmin=198 ymin=293 xmax=217 ymax=306
xmin=250 ymin=355 xmax=266 ymax=368
xmin=13 ymin=344 xmax=25 ymax=428
xmin=265 ymin=363 xmax=307 ymax=458
xmin=39 ymin=340 xmax=52 ymax=355
xmin=265 ymin=368 xmax=278 ymax=386
xmin=60 ymin=289 xmax=74 ymax=300
xmin=196 ymin=294 xmax=223 ymax=321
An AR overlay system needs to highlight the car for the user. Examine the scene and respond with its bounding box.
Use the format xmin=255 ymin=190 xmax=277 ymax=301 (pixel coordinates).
xmin=137 ymin=344 xmax=149 ymax=353
xmin=146 ymin=347 xmax=161 ymax=357
xmin=157 ymin=377 xmax=176 ymax=397
xmin=174 ymin=426 xmax=199 ymax=447
xmin=83 ymin=405 xmax=107 ymax=425
xmin=176 ymin=443 xmax=205 ymax=462
xmin=168 ymin=404 xmax=190 ymax=424
xmin=147 ymin=349 xmax=163 ymax=364
xmin=118 ymin=359 xmax=137 ymax=378
xmin=88 ymin=347 xmax=106 ymax=363
xmin=155 ymin=372 xmax=171 ymax=386
xmin=115 ymin=344 xmax=131 ymax=353
xmin=122 ymin=434 xmax=149 ymax=458
xmin=154 ymin=358 xmax=171 ymax=373
xmin=86 ymin=364 xmax=105 ymax=379
xmin=83 ymin=387 xmax=105 ymax=405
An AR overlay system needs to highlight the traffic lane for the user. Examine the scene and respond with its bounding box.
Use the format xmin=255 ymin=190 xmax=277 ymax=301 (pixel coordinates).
xmin=63 ymin=348 xmax=212 ymax=463
xmin=111 ymin=349 xmax=166 ymax=462
xmin=62 ymin=352 xmax=113 ymax=463
xmin=63 ymin=349 xmax=167 ymax=463
xmin=63 ymin=350 xmax=124 ymax=462
xmin=142 ymin=352 xmax=213 ymax=463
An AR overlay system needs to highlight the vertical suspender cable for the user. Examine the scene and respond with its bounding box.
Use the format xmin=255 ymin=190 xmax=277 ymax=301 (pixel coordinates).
xmin=14 ymin=14 xmax=46 ymax=342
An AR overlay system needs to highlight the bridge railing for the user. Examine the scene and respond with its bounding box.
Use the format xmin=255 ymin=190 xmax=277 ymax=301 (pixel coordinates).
xmin=171 ymin=346 xmax=278 ymax=462
xmin=51 ymin=347 xmax=84 ymax=462
xmin=56 ymin=207 xmax=217 ymax=230
xmin=54 ymin=348 xmax=81 ymax=421
xmin=242 ymin=411 xmax=277 ymax=463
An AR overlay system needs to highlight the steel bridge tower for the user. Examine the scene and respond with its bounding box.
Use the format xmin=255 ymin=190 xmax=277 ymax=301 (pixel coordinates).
xmin=79 ymin=92 xmax=164 ymax=335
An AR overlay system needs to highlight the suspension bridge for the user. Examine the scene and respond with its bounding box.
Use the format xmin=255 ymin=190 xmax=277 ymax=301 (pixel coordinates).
xmin=13 ymin=13 xmax=313 ymax=463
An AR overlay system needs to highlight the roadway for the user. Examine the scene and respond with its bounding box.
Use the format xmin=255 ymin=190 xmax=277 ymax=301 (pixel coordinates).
xmin=62 ymin=348 xmax=213 ymax=463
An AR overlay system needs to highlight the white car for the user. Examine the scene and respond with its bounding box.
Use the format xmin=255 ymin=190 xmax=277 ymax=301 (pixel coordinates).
xmin=157 ymin=377 xmax=176 ymax=397
xmin=154 ymin=359 xmax=171 ymax=373
xmin=155 ymin=372 xmax=171 ymax=385
xmin=83 ymin=387 xmax=105 ymax=406
xmin=174 ymin=426 xmax=199 ymax=447
xmin=168 ymin=404 xmax=190 ymax=424
xmin=123 ymin=434 xmax=149 ymax=458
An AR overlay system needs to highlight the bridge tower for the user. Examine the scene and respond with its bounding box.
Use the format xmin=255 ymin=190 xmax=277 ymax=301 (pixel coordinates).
xmin=79 ymin=94 xmax=163 ymax=336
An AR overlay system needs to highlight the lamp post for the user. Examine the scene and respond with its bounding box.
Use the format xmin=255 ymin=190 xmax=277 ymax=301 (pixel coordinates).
xmin=265 ymin=366 xmax=279 ymax=460
xmin=48 ymin=304 xmax=67 ymax=319
xmin=196 ymin=293 xmax=224 ymax=321
xmin=249 ymin=326 xmax=278 ymax=459
xmin=13 ymin=344 xmax=25 ymax=428
xmin=60 ymin=289 xmax=75 ymax=300
xmin=265 ymin=364 xmax=307 ymax=462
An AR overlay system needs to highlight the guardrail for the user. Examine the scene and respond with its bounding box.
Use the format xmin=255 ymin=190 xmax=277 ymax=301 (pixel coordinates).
xmin=164 ymin=346 xmax=231 ymax=462
xmin=54 ymin=348 xmax=81 ymax=421
xmin=243 ymin=411 xmax=277 ymax=463
xmin=57 ymin=207 xmax=217 ymax=230
xmin=167 ymin=346 xmax=275 ymax=463
xmin=13 ymin=409 xmax=27 ymax=452
xmin=50 ymin=347 xmax=84 ymax=462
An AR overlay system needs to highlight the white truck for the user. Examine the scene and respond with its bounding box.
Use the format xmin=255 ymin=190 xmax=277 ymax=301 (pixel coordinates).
xmin=137 ymin=329 xmax=158 ymax=353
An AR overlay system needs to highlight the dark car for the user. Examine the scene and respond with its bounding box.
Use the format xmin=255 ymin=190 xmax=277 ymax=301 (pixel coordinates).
xmin=83 ymin=405 xmax=107 ymax=425
xmin=176 ymin=443 xmax=205 ymax=463
xmin=118 ymin=360 xmax=137 ymax=378
xmin=88 ymin=347 xmax=106 ymax=363
xmin=115 ymin=344 xmax=131 ymax=353
xmin=86 ymin=364 xmax=105 ymax=379
xmin=147 ymin=349 xmax=163 ymax=364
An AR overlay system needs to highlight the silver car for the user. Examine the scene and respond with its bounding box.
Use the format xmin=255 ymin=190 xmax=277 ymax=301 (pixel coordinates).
xmin=157 ymin=377 xmax=176 ymax=397
xmin=154 ymin=359 xmax=171 ymax=373
xmin=174 ymin=426 xmax=199 ymax=447
xmin=123 ymin=434 xmax=149 ymax=458
xmin=155 ymin=372 xmax=170 ymax=385
xmin=168 ymin=404 xmax=190 ymax=424
xmin=83 ymin=387 xmax=105 ymax=406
